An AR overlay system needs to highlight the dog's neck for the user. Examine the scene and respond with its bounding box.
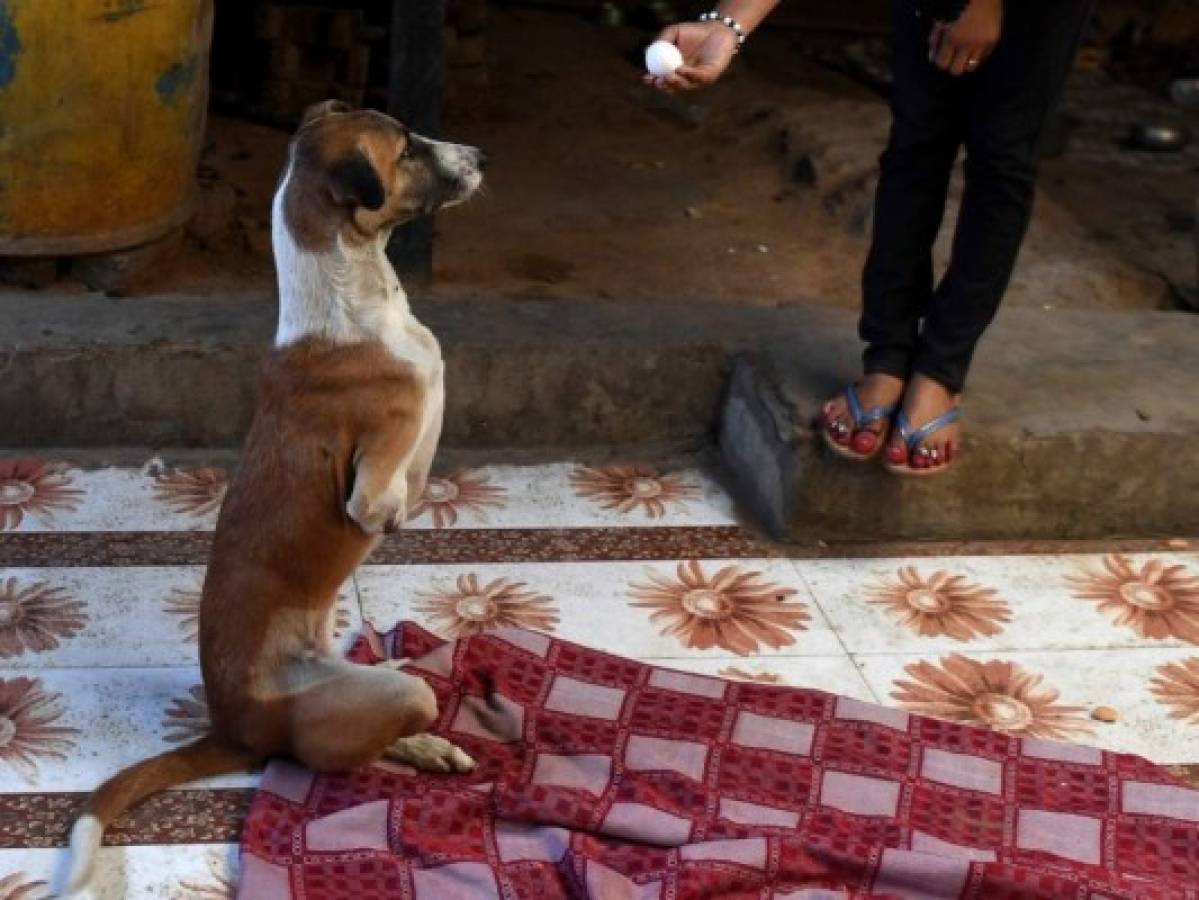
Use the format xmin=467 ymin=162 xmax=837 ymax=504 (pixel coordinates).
xmin=271 ymin=168 xmax=439 ymax=373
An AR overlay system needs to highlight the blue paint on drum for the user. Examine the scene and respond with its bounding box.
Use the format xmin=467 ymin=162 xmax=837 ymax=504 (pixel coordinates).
xmin=0 ymin=2 xmax=23 ymax=90
xmin=156 ymin=56 xmax=197 ymax=106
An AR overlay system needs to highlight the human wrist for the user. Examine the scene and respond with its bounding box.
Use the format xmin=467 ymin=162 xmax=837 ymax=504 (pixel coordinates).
xmin=712 ymin=0 xmax=780 ymax=36
xmin=699 ymin=10 xmax=747 ymax=51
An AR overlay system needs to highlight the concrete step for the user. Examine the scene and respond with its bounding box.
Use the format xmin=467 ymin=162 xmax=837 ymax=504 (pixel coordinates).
xmin=4 ymin=291 xmax=1197 ymax=540
xmin=720 ymin=307 xmax=1199 ymax=540
xmin=0 ymin=291 xmax=778 ymax=453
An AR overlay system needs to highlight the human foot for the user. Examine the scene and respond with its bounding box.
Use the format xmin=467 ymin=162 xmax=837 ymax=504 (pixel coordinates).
xmin=821 ymin=373 xmax=905 ymax=460
xmin=885 ymin=373 xmax=961 ymax=475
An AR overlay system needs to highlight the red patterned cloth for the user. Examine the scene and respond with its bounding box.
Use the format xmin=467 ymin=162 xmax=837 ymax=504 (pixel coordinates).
xmin=239 ymin=624 xmax=1199 ymax=898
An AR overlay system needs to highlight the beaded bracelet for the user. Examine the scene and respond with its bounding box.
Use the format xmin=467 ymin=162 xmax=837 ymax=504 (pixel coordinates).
xmin=698 ymin=10 xmax=747 ymax=51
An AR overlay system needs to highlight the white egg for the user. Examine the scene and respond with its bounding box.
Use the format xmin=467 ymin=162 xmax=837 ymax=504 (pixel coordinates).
xmin=645 ymin=40 xmax=684 ymax=77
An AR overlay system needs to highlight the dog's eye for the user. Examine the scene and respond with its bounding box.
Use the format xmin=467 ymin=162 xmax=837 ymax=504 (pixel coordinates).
xmin=399 ymin=144 xmax=414 ymax=162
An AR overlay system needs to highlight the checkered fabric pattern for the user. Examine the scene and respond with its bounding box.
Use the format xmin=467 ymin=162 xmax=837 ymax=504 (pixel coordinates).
xmin=239 ymin=624 xmax=1199 ymax=898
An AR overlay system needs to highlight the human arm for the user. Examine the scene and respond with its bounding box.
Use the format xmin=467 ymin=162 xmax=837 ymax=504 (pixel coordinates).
xmin=644 ymin=0 xmax=782 ymax=93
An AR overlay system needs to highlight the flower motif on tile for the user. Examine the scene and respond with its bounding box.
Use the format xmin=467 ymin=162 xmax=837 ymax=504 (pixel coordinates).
xmin=153 ymin=466 xmax=228 ymax=517
xmin=0 ymin=577 xmax=88 ymax=659
xmin=164 ymin=588 xmax=202 ymax=642
xmin=408 ymin=470 xmax=506 ymax=528
xmin=629 ymin=561 xmax=808 ymax=656
xmin=1151 ymin=657 xmax=1199 ymax=725
xmin=0 ymin=676 xmax=79 ymax=781
xmin=570 ymin=463 xmax=699 ymax=519
xmin=415 ymin=575 xmax=558 ymax=637
xmin=0 ymin=458 xmax=82 ymax=530
xmin=172 ymin=853 xmax=236 ymax=899
xmin=1067 ymin=554 xmax=1199 ymax=644
xmin=718 ymin=666 xmax=785 ymax=684
xmin=891 ymin=654 xmax=1093 ymax=740
xmin=867 ymin=566 xmax=1010 ymax=641
xmin=0 ymin=873 xmax=48 ymax=900
xmin=162 ymin=685 xmax=210 ymax=744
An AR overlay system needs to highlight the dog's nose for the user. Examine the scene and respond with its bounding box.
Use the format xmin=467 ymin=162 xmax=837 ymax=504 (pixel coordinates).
xmin=475 ymin=150 xmax=488 ymax=172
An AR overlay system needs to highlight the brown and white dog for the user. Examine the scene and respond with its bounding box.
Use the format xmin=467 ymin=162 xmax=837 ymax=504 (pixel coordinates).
xmin=61 ymin=101 xmax=486 ymax=895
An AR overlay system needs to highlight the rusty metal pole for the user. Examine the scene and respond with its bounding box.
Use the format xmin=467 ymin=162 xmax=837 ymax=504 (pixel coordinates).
xmin=386 ymin=0 xmax=447 ymax=283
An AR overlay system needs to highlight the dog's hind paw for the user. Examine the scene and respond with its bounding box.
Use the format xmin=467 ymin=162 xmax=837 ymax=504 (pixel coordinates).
xmin=385 ymin=733 xmax=476 ymax=774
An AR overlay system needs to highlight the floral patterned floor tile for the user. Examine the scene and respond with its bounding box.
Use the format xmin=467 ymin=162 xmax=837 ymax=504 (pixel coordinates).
xmin=0 ymin=457 xmax=736 ymax=533
xmin=0 ymin=568 xmax=361 ymax=668
xmin=0 ymin=666 xmax=256 ymax=792
xmin=0 ymin=459 xmax=226 ymax=533
xmin=852 ymin=647 xmax=1199 ymax=765
xmin=797 ymin=551 xmax=1199 ymax=656
xmin=357 ymin=559 xmax=843 ymax=659
xmin=4 ymin=447 xmax=1197 ymax=890
xmin=407 ymin=463 xmax=738 ymax=530
xmin=0 ymin=843 xmax=236 ymax=900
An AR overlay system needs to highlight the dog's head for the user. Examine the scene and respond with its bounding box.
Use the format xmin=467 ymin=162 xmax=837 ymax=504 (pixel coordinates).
xmin=280 ymin=100 xmax=485 ymax=251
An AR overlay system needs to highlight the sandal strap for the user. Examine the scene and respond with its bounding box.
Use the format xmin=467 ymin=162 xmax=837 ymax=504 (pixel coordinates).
xmin=845 ymin=384 xmax=898 ymax=429
xmin=896 ymin=408 xmax=962 ymax=449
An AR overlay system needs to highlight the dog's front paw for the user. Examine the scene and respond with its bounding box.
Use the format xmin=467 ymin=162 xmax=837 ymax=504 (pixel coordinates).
xmin=347 ymin=491 xmax=404 ymax=535
xmin=385 ymin=734 xmax=476 ymax=774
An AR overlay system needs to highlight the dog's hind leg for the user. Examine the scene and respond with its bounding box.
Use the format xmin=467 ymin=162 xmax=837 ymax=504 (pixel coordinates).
xmin=364 ymin=659 xmax=474 ymax=771
xmin=285 ymin=659 xmax=443 ymax=772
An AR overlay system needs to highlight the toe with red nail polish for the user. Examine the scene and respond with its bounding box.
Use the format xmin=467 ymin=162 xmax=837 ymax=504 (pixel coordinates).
xmin=820 ymin=375 xmax=905 ymax=462
xmin=852 ymin=431 xmax=878 ymax=455
xmin=883 ymin=374 xmax=962 ymax=477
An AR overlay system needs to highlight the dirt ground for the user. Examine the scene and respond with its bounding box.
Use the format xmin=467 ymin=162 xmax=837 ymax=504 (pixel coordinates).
xmin=67 ymin=5 xmax=1198 ymax=312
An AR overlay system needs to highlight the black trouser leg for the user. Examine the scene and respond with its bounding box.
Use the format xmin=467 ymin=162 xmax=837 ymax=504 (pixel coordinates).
xmin=911 ymin=0 xmax=1097 ymax=392
xmin=860 ymin=3 xmax=963 ymax=381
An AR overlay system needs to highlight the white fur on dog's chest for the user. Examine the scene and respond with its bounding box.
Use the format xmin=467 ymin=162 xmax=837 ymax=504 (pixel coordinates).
xmin=372 ymin=246 xmax=444 ymax=382
xmin=272 ymin=168 xmax=444 ymax=388
xmin=372 ymin=304 xmax=444 ymax=390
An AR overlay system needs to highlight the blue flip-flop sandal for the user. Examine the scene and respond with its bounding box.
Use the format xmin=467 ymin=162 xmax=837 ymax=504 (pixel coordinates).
xmin=821 ymin=384 xmax=898 ymax=461
xmin=885 ymin=408 xmax=961 ymax=477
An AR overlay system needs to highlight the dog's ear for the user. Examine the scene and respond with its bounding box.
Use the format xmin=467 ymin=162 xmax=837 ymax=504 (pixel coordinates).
xmin=300 ymin=99 xmax=353 ymax=128
xmin=328 ymin=149 xmax=386 ymax=212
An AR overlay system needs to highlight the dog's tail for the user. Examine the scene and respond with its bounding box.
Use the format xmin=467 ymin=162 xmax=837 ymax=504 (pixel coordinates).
xmin=62 ymin=735 xmax=259 ymax=895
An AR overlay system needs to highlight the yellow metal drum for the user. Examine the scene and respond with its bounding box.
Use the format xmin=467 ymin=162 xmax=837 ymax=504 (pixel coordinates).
xmin=0 ymin=0 xmax=213 ymax=255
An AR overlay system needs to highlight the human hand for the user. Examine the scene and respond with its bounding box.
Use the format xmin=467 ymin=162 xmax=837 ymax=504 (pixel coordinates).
xmin=930 ymin=0 xmax=1003 ymax=76
xmin=643 ymin=22 xmax=739 ymax=93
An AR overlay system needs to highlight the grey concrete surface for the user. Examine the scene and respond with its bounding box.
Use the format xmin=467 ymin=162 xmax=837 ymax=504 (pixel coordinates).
xmin=720 ymin=307 xmax=1199 ymax=540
